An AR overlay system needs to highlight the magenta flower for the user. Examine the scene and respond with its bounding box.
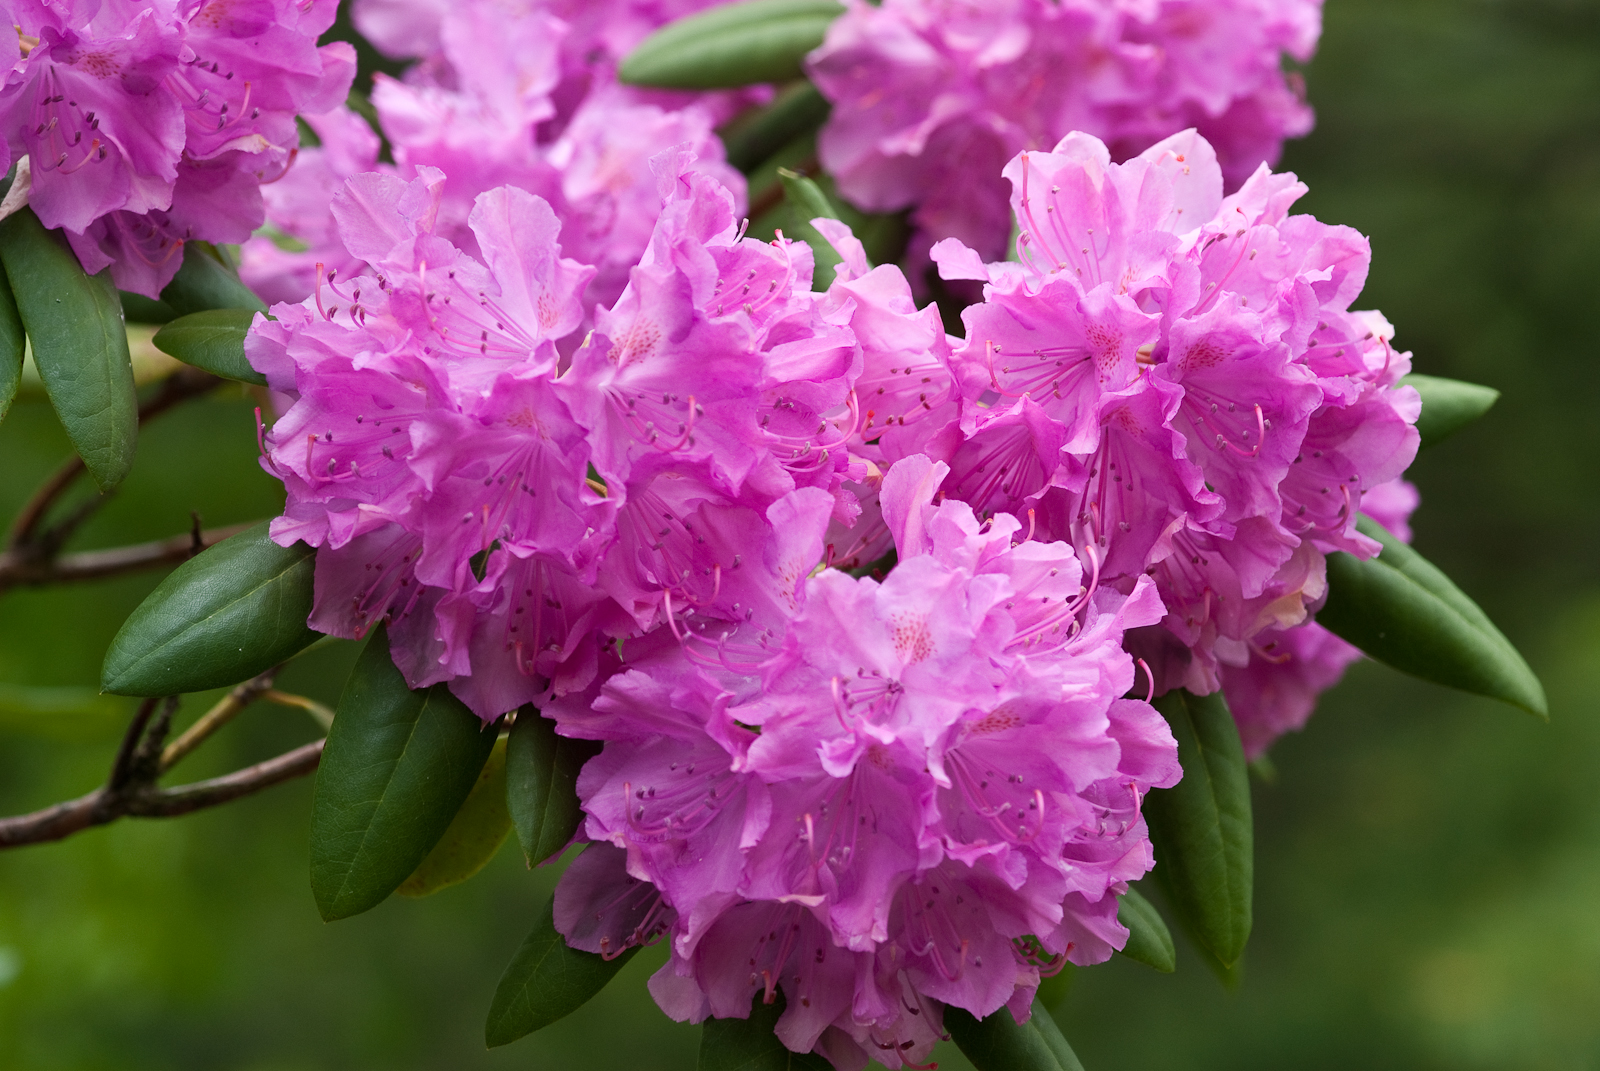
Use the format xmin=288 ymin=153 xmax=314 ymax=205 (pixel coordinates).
xmin=243 ymin=0 xmax=742 ymax=313
xmin=549 ymin=456 xmax=1179 ymax=1069
xmin=0 ymin=0 xmax=353 ymax=294
xmin=808 ymin=0 xmax=1320 ymax=267
xmin=1221 ymin=476 xmax=1419 ymax=757
xmin=920 ymin=128 xmax=1417 ymax=718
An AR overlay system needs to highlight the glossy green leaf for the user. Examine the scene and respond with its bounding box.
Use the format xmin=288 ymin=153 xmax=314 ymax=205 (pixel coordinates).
xmin=722 ymin=82 xmax=832 ymax=172
xmin=699 ymin=993 xmax=833 ymax=1071
xmin=152 ymin=309 xmax=266 ymax=386
xmin=778 ymin=168 xmax=844 ymax=291
xmin=159 ymin=241 xmax=268 ymax=315
xmin=945 ymin=1002 xmax=1086 ymax=1071
xmin=0 ymin=268 xmax=21 ymax=423
xmin=120 ymin=291 xmax=179 ymax=324
xmin=100 ymin=520 xmax=319 ymax=696
xmin=1402 ymin=373 xmax=1499 ymax=450
xmin=1320 ymin=515 xmax=1547 ymax=716
xmin=0 ymin=207 xmax=136 ymax=490
xmin=506 ymin=707 xmax=600 ymax=867
xmin=1116 ymin=886 xmax=1176 ymax=973
xmin=397 ymin=735 xmax=512 ymax=897
xmin=619 ymin=0 xmax=843 ymax=89
xmin=486 ymin=893 xmax=637 ymax=1047
xmin=1145 ymin=688 xmax=1253 ymax=969
xmin=311 ymin=627 xmax=499 ymax=921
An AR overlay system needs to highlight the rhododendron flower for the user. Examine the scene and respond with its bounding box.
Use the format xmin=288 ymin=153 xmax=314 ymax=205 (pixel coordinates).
xmin=249 ymin=149 xmax=934 ymax=721
xmin=242 ymin=0 xmax=742 ymax=311
xmin=921 ymin=128 xmax=1417 ymax=717
xmin=1221 ymin=476 xmax=1419 ymax=757
xmin=548 ymin=456 xmax=1180 ymax=1069
xmin=808 ymin=0 xmax=1320 ymax=267
xmin=0 ymin=0 xmax=353 ymax=295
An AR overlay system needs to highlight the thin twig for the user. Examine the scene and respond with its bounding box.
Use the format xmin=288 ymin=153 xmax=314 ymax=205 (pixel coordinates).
xmin=106 ymin=698 xmax=159 ymax=793
xmin=4 ymin=367 xmax=224 ymax=561
xmin=160 ymin=670 xmax=278 ymax=773
xmin=6 ymin=455 xmax=85 ymax=549
xmin=262 ymin=689 xmax=336 ymax=732
xmin=0 ymin=522 xmax=250 ymax=592
xmin=0 ymin=739 xmax=324 ymax=848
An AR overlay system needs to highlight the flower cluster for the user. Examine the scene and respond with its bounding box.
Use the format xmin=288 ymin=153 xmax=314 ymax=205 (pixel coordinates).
xmin=241 ymin=0 xmax=745 ymax=311
xmin=808 ymin=0 xmax=1321 ymax=267
xmin=209 ymin=0 xmax=1424 ymax=1059
xmin=0 ymin=0 xmax=354 ymax=296
xmin=249 ymin=150 xmax=925 ymax=717
xmin=913 ymin=128 xmax=1418 ymax=747
xmin=549 ymin=457 xmax=1179 ymax=1068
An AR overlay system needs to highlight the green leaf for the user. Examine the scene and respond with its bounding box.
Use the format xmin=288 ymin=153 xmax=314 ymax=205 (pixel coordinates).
xmin=311 ymin=627 xmax=499 ymax=921
xmin=0 ymin=268 xmax=22 ymax=424
xmin=0 ymin=206 xmax=137 ymax=490
xmin=397 ymin=735 xmax=513 ymax=897
xmin=486 ymin=892 xmax=637 ymax=1047
xmin=698 ymin=993 xmax=832 ymax=1071
xmin=100 ymin=521 xmax=319 ymax=696
xmin=1145 ymin=688 xmax=1253 ymax=969
xmin=721 ymin=82 xmax=832 ymax=172
xmin=152 ymin=309 xmax=266 ymax=386
xmin=120 ymin=291 xmax=179 ymax=325
xmin=1319 ymin=515 xmax=1547 ymax=716
xmin=1116 ymin=886 xmax=1176 ymax=973
xmin=777 ymin=168 xmax=844 ymax=291
xmin=619 ymin=0 xmax=844 ymax=89
xmin=1402 ymin=373 xmax=1499 ymax=450
xmin=159 ymin=242 xmax=268 ymax=315
xmin=506 ymin=707 xmax=600 ymax=867
xmin=945 ymin=1002 xmax=1086 ymax=1071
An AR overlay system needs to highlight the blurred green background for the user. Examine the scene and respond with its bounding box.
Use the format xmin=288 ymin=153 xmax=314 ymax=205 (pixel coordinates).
xmin=3 ymin=0 xmax=1598 ymax=1067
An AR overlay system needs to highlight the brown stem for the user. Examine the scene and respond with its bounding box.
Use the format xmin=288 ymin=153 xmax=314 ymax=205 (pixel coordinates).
xmin=6 ymin=455 xmax=84 ymax=550
xmin=0 ymin=739 xmax=324 ymax=849
xmin=4 ymin=367 xmax=224 ymax=560
xmin=0 ymin=523 xmax=249 ymax=594
xmin=160 ymin=670 xmax=278 ymax=773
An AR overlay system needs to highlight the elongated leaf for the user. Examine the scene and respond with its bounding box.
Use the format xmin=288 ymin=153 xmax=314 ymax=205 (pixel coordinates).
xmin=778 ymin=169 xmax=844 ymax=291
xmin=1320 ymin=515 xmax=1546 ymax=716
xmin=1145 ymin=688 xmax=1253 ymax=969
xmin=0 ymin=207 xmax=136 ymax=490
xmin=620 ymin=0 xmax=843 ymax=89
xmin=311 ymin=627 xmax=499 ymax=920
xmin=152 ymin=309 xmax=265 ymax=385
xmin=486 ymin=895 xmax=637 ymax=1047
xmin=1116 ymin=886 xmax=1176 ymax=973
xmin=699 ymin=993 xmax=832 ymax=1071
xmin=398 ymin=735 xmax=512 ymax=897
xmin=506 ymin=707 xmax=599 ymax=867
xmin=1402 ymin=373 xmax=1499 ymax=449
xmin=159 ymin=241 xmax=267 ymax=315
xmin=101 ymin=521 xmax=319 ymax=695
xmin=120 ymin=291 xmax=179 ymax=324
xmin=945 ymin=1002 xmax=1085 ymax=1071
xmin=722 ymin=83 xmax=832 ymax=172
xmin=0 ymin=268 xmax=21 ymax=423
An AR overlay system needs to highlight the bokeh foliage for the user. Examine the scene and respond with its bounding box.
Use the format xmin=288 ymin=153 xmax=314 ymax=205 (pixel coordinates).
xmin=2 ymin=0 xmax=1598 ymax=1067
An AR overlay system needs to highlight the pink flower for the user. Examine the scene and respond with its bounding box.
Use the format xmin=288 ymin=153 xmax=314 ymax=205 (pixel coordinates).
xmin=251 ymin=151 xmax=901 ymax=721
xmin=808 ymin=0 xmax=1319 ymax=268
xmin=0 ymin=0 xmax=353 ymax=295
xmin=925 ymin=128 xmax=1418 ymax=708
xmin=550 ymin=456 xmax=1179 ymax=1068
xmin=1220 ymin=476 xmax=1419 ymax=757
xmin=242 ymin=0 xmax=743 ymax=314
